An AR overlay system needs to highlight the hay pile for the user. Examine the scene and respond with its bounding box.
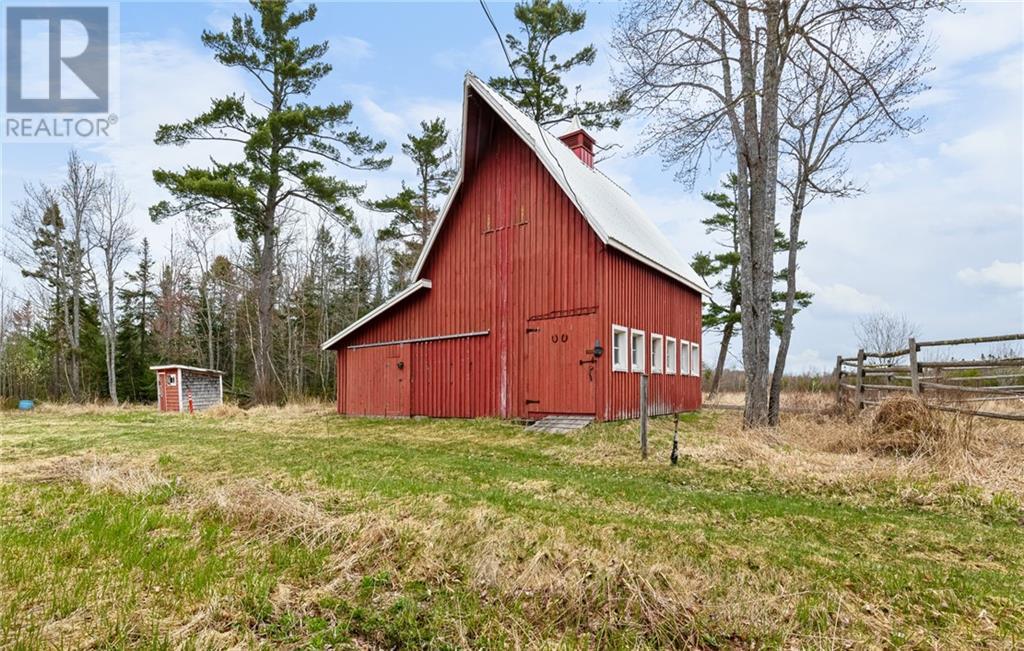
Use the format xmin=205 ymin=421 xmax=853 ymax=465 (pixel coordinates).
xmin=864 ymin=395 xmax=978 ymax=464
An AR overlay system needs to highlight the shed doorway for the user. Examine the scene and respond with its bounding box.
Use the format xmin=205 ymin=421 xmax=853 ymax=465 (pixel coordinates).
xmin=525 ymin=313 xmax=597 ymax=416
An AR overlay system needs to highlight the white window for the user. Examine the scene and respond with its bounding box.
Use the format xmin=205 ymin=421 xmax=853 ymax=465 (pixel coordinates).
xmin=650 ymin=334 xmax=664 ymax=374
xmin=690 ymin=343 xmax=701 ymax=377
xmin=630 ymin=329 xmax=646 ymax=373
xmin=167 ymin=373 xmax=176 ymax=386
xmin=665 ymin=338 xmax=677 ymax=374
xmin=611 ymin=325 xmax=629 ymax=372
xmin=679 ymin=340 xmax=691 ymax=376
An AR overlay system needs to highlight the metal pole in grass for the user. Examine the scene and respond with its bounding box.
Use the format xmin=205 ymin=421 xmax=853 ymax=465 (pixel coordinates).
xmin=908 ymin=337 xmax=920 ymax=396
xmin=670 ymin=412 xmax=679 ymax=465
xmin=855 ymin=349 xmax=865 ymax=410
xmin=640 ymin=374 xmax=649 ymax=459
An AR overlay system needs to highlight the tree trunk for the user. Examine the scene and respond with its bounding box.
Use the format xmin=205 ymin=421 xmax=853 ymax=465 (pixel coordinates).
xmin=708 ymin=308 xmax=737 ymax=399
xmin=106 ymin=271 xmax=118 ymax=405
xmin=69 ymin=255 xmax=82 ymax=401
xmin=736 ymin=0 xmax=784 ymax=428
xmin=254 ymin=222 xmax=277 ymax=403
xmin=768 ymin=187 xmax=807 ymax=425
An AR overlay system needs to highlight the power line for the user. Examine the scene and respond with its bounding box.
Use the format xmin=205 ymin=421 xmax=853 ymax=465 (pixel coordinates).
xmin=476 ymin=0 xmax=586 ymax=212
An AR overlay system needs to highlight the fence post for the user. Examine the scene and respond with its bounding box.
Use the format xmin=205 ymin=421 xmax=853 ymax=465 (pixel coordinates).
xmin=639 ymin=374 xmax=649 ymax=459
xmin=833 ymin=355 xmax=843 ymax=405
xmin=908 ymin=337 xmax=920 ymax=396
xmin=855 ymin=349 xmax=865 ymax=410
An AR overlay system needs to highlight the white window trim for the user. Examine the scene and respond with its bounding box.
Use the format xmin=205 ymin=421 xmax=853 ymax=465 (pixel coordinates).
xmin=630 ymin=329 xmax=646 ymax=373
xmin=665 ymin=337 xmax=677 ymax=374
xmin=611 ymin=324 xmax=629 ymax=372
xmin=690 ymin=343 xmax=701 ymax=377
xmin=166 ymin=373 xmax=176 ymax=386
xmin=177 ymin=369 xmax=184 ymax=412
xmin=679 ymin=340 xmax=691 ymax=376
xmin=650 ymin=333 xmax=664 ymax=374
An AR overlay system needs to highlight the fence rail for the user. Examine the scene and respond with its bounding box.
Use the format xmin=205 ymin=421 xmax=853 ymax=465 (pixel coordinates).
xmin=834 ymin=333 xmax=1024 ymax=422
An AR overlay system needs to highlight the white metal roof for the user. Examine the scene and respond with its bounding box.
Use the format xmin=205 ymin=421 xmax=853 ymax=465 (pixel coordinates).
xmin=149 ymin=365 xmax=224 ymax=375
xmin=412 ymin=73 xmax=711 ymax=296
xmin=321 ymin=280 xmax=432 ymax=350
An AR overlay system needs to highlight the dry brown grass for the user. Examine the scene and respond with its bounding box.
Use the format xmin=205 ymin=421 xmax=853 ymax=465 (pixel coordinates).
xmin=186 ymin=479 xmax=350 ymax=548
xmin=692 ymin=394 xmax=1024 ymax=499
xmin=31 ymin=401 xmax=151 ymax=416
xmin=11 ymin=454 xmax=172 ymax=496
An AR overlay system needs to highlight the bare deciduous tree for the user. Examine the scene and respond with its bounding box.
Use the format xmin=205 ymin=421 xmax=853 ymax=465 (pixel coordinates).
xmin=767 ymin=23 xmax=932 ymax=425
xmin=184 ymin=216 xmax=226 ymax=370
xmin=61 ymin=150 xmax=103 ymax=400
xmin=854 ymin=312 xmax=920 ymax=364
xmin=613 ymin=0 xmax=950 ymax=426
xmin=87 ymin=172 xmax=137 ymax=405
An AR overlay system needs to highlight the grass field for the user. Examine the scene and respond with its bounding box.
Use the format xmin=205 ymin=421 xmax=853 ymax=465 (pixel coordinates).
xmin=1 ymin=401 xmax=1022 ymax=649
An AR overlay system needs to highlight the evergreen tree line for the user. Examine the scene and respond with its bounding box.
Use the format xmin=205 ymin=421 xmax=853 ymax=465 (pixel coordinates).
xmin=1 ymin=117 xmax=454 ymax=405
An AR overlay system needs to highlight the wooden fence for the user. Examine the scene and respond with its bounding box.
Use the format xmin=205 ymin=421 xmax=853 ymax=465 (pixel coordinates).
xmin=834 ymin=333 xmax=1024 ymax=422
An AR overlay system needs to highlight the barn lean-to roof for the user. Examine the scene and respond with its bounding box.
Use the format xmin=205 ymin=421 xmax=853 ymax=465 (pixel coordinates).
xmin=322 ymin=73 xmax=710 ymax=350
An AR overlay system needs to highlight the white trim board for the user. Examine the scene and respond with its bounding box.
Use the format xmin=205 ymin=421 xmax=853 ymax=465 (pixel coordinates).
xmin=321 ymin=280 xmax=432 ymax=350
xmin=346 ymin=330 xmax=489 ymax=350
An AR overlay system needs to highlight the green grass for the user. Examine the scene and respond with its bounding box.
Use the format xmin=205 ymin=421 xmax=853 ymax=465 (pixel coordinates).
xmin=1 ymin=406 xmax=1021 ymax=648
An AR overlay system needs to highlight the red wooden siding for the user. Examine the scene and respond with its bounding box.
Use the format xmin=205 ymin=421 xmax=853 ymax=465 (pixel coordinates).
xmin=602 ymin=249 xmax=702 ymax=420
xmin=157 ymin=370 xmax=180 ymax=412
xmin=332 ymin=92 xmax=702 ymax=420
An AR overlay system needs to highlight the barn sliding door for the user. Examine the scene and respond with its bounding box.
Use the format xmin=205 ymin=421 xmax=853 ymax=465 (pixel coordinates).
xmin=345 ymin=344 xmax=411 ymax=417
xmin=525 ymin=314 xmax=597 ymax=415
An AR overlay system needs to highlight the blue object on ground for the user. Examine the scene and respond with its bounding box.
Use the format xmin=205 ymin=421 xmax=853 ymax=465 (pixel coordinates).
xmin=18 ymin=400 xmax=34 ymax=411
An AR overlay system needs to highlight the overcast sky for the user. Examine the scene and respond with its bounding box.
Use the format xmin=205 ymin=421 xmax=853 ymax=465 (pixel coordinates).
xmin=2 ymin=1 xmax=1021 ymax=373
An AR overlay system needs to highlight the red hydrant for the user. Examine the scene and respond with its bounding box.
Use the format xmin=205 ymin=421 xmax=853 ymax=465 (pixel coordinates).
xmin=187 ymin=389 xmax=194 ymax=414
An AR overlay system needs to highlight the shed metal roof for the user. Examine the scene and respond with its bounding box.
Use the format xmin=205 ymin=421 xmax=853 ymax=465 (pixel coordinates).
xmin=149 ymin=365 xmax=224 ymax=375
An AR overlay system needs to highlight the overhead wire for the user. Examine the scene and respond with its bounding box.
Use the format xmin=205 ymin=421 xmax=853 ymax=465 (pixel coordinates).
xmin=477 ymin=0 xmax=587 ymax=212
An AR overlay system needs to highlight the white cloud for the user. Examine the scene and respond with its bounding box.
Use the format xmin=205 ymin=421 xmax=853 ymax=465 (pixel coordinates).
xmin=798 ymin=273 xmax=890 ymax=315
xmin=359 ymin=98 xmax=406 ymax=141
xmin=785 ymin=348 xmax=831 ymax=374
xmin=957 ymin=260 xmax=1023 ymax=289
xmin=331 ymin=35 xmax=372 ymax=66
xmin=929 ymin=3 xmax=1023 ymax=70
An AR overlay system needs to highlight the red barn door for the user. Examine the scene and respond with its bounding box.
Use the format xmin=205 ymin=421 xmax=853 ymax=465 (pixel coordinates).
xmin=345 ymin=344 xmax=411 ymax=417
xmin=525 ymin=314 xmax=597 ymax=415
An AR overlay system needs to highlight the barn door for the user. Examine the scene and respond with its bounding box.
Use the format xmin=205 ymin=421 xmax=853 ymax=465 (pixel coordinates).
xmin=384 ymin=346 xmax=411 ymax=417
xmin=525 ymin=314 xmax=597 ymax=415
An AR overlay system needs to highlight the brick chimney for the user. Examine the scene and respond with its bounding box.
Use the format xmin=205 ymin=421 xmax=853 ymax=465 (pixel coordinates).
xmin=558 ymin=116 xmax=596 ymax=168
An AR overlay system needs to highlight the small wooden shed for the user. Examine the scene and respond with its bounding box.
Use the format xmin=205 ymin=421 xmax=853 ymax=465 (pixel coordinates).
xmin=150 ymin=365 xmax=224 ymax=413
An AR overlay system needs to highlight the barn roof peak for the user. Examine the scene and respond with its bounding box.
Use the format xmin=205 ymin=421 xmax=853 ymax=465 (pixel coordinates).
xmin=410 ymin=72 xmax=710 ymax=296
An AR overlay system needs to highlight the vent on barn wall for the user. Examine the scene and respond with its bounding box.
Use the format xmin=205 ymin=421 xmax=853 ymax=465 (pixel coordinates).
xmin=558 ymin=116 xmax=595 ymax=168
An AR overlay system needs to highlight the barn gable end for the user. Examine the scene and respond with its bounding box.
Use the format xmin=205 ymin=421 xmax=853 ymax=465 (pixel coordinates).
xmin=323 ymin=74 xmax=705 ymax=420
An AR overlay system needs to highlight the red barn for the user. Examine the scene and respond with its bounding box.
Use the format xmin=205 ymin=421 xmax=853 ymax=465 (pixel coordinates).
xmin=322 ymin=74 xmax=710 ymax=421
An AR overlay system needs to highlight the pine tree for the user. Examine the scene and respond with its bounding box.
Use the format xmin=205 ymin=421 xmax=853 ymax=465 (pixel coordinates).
xmin=488 ymin=0 xmax=627 ymax=128
xmin=116 ymin=238 xmax=158 ymax=401
xmin=151 ymin=0 xmax=391 ymax=403
xmin=692 ymin=176 xmax=812 ymax=397
xmin=372 ymin=118 xmax=456 ymax=291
